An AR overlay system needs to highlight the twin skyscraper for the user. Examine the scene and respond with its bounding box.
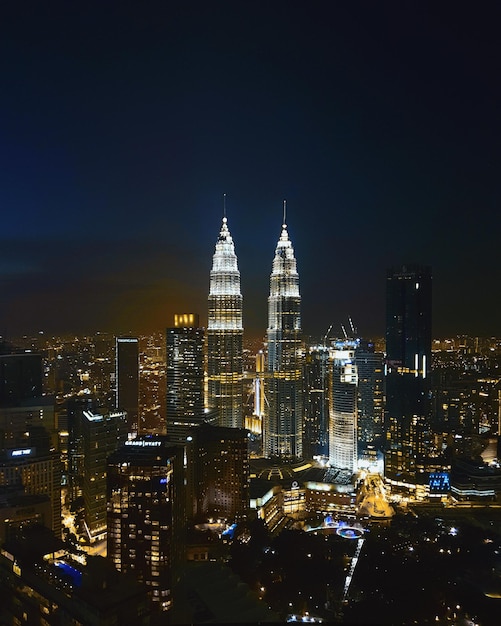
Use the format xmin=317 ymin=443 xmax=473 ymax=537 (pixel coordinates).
xmin=207 ymin=205 xmax=303 ymax=459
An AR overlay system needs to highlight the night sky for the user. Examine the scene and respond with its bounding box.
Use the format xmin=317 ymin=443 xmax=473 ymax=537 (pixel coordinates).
xmin=1 ymin=1 xmax=500 ymax=341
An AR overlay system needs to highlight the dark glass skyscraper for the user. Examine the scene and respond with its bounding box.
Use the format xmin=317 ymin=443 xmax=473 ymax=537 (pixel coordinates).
xmin=265 ymin=215 xmax=303 ymax=459
xmin=384 ymin=265 xmax=432 ymax=484
xmin=355 ymin=342 xmax=384 ymax=449
xmin=166 ymin=314 xmax=205 ymax=443
xmin=304 ymin=345 xmax=329 ymax=459
xmin=207 ymin=217 xmax=244 ymax=428
xmin=115 ymin=337 xmax=139 ymax=433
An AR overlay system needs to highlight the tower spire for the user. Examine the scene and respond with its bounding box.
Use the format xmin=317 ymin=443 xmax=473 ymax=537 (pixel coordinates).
xmin=283 ymin=199 xmax=286 ymax=226
xmin=223 ymin=193 xmax=227 ymax=220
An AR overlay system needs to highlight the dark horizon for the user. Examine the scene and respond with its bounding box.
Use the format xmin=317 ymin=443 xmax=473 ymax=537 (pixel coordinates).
xmin=1 ymin=2 xmax=500 ymax=340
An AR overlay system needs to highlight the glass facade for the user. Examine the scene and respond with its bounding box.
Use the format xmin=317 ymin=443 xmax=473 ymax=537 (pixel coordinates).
xmin=384 ymin=265 xmax=432 ymax=483
xmin=115 ymin=337 xmax=139 ymax=433
xmin=329 ymin=345 xmax=358 ymax=473
xmin=166 ymin=315 xmax=205 ymax=442
xmin=265 ymin=221 xmax=303 ymax=459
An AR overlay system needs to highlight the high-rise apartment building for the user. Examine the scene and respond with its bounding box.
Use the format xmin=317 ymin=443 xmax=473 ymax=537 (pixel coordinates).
xmin=186 ymin=423 xmax=249 ymax=522
xmin=115 ymin=337 xmax=139 ymax=433
xmin=81 ymin=408 xmax=127 ymax=542
xmin=107 ymin=437 xmax=185 ymax=613
xmin=166 ymin=314 xmax=205 ymax=443
xmin=207 ymin=216 xmax=244 ymax=428
xmin=329 ymin=341 xmax=358 ymax=474
xmin=265 ymin=214 xmax=303 ymax=459
xmin=384 ymin=265 xmax=432 ymax=485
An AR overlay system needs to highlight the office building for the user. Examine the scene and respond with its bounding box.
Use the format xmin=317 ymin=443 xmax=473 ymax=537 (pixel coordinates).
xmin=187 ymin=424 xmax=249 ymax=522
xmin=0 ymin=446 xmax=62 ymax=537
xmin=329 ymin=341 xmax=358 ymax=474
xmin=355 ymin=341 xmax=384 ymax=449
xmin=116 ymin=336 xmax=139 ymax=433
xmin=107 ymin=437 xmax=185 ymax=612
xmin=303 ymin=345 xmax=330 ymax=460
xmin=0 ymin=346 xmax=43 ymax=405
xmin=207 ymin=216 xmax=244 ymax=428
xmin=384 ymin=265 xmax=432 ymax=485
xmin=265 ymin=212 xmax=303 ymax=459
xmin=166 ymin=313 xmax=205 ymax=443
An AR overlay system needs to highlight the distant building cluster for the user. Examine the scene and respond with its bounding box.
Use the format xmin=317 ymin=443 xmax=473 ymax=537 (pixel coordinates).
xmin=1 ymin=212 xmax=500 ymax=621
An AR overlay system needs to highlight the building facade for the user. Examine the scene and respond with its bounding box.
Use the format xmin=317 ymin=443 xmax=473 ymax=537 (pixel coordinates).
xmin=265 ymin=217 xmax=303 ymax=459
xmin=81 ymin=408 xmax=128 ymax=542
xmin=355 ymin=341 xmax=384 ymax=449
xmin=384 ymin=265 xmax=432 ymax=485
xmin=107 ymin=437 xmax=185 ymax=612
xmin=115 ymin=337 xmax=139 ymax=433
xmin=166 ymin=314 xmax=205 ymax=443
xmin=187 ymin=424 xmax=249 ymax=522
xmin=207 ymin=217 xmax=244 ymax=429
xmin=329 ymin=341 xmax=358 ymax=474
xmin=303 ymin=345 xmax=330 ymax=460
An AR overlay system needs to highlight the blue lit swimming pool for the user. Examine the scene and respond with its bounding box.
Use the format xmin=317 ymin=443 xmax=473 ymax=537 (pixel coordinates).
xmin=54 ymin=561 xmax=83 ymax=587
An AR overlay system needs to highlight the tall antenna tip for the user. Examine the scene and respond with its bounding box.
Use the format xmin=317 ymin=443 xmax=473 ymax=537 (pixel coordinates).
xmin=282 ymin=199 xmax=287 ymax=226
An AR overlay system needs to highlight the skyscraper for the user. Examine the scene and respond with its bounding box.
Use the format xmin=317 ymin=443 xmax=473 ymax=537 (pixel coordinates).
xmin=304 ymin=345 xmax=330 ymax=460
xmin=81 ymin=408 xmax=127 ymax=542
xmin=186 ymin=423 xmax=249 ymax=522
xmin=107 ymin=437 xmax=185 ymax=613
xmin=384 ymin=265 xmax=432 ymax=485
xmin=166 ymin=314 xmax=205 ymax=443
xmin=355 ymin=341 xmax=384 ymax=449
xmin=265 ymin=210 xmax=303 ymax=459
xmin=329 ymin=341 xmax=358 ymax=474
xmin=207 ymin=215 xmax=244 ymax=429
xmin=115 ymin=337 xmax=139 ymax=433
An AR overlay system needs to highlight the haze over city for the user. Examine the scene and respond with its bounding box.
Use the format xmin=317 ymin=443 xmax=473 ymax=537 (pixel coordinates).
xmin=1 ymin=1 xmax=500 ymax=339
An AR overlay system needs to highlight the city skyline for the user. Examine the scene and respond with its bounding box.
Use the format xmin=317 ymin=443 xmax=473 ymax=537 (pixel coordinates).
xmin=1 ymin=2 xmax=501 ymax=340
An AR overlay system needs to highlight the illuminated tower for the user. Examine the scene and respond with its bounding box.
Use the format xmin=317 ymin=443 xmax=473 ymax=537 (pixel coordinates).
xmin=207 ymin=209 xmax=244 ymax=428
xmin=329 ymin=341 xmax=358 ymax=473
xmin=265 ymin=204 xmax=303 ymax=459
xmin=384 ymin=265 xmax=432 ymax=484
